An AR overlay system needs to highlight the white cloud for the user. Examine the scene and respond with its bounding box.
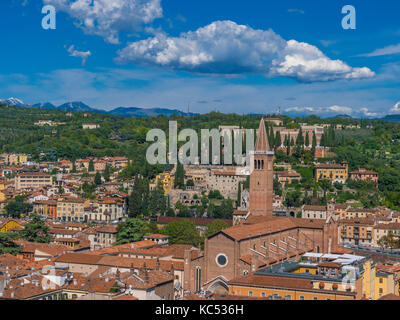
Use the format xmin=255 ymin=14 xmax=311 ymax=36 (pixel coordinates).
xmin=44 ymin=0 xmax=163 ymax=44
xmin=66 ymin=45 xmax=91 ymax=66
xmin=271 ymin=40 xmax=374 ymax=82
xmin=360 ymin=108 xmax=378 ymax=117
xmin=284 ymin=105 xmax=381 ymax=117
xmin=390 ymin=102 xmax=400 ymax=114
xmin=326 ymin=105 xmax=353 ymax=114
xmin=285 ymin=106 xmax=315 ymax=112
xmin=359 ymin=43 xmax=400 ymax=57
xmin=116 ymin=20 xmax=375 ymax=82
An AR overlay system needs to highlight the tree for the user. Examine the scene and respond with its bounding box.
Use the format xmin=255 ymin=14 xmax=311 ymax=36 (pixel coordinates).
xmin=128 ymin=175 xmax=149 ymax=218
xmin=166 ymin=208 xmax=175 ymax=217
xmin=115 ymin=218 xmax=149 ymax=245
xmin=88 ymin=159 xmax=94 ymax=172
xmin=128 ymin=188 xmax=142 ymax=218
xmin=305 ymin=131 xmax=310 ymax=147
xmin=177 ymin=206 xmax=191 ymax=217
xmin=319 ymin=179 xmax=333 ymax=198
xmin=275 ymin=131 xmax=282 ymax=149
xmin=5 ymin=196 xmax=32 ymax=218
xmin=273 ymin=177 xmax=282 ymax=196
xmin=204 ymin=220 xmax=229 ymax=238
xmin=237 ymin=182 xmax=242 ymax=207
xmin=186 ymin=179 xmax=194 ymax=187
xmin=94 ymin=172 xmax=102 ymax=186
xmin=208 ymin=190 xmax=223 ymax=200
xmin=148 ymin=183 xmax=167 ymax=217
xmin=296 ymin=126 xmax=304 ymax=146
xmin=162 ymin=219 xmax=201 ymax=246
xmin=103 ymin=164 xmax=111 ymax=182
xmin=286 ymin=134 xmax=291 ymax=155
xmin=174 ymin=162 xmax=185 ymax=189
xmin=147 ymin=221 xmax=159 ymax=234
xmin=0 ymin=232 xmax=22 ymax=255
xmin=72 ymin=162 xmax=77 ymax=173
xmin=22 ymin=214 xmax=51 ymax=243
xmin=284 ymin=190 xmax=302 ymax=208
xmin=312 ymin=131 xmax=317 ymax=157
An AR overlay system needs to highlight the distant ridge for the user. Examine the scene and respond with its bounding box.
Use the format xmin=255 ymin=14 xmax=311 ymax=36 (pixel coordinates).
xmin=329 ymin=114 xmax=354 ymax=120
xmin=382 ymin=114 xmax=400 ymax=123
xmin=0 ymin=97 xmax=197 ymax=118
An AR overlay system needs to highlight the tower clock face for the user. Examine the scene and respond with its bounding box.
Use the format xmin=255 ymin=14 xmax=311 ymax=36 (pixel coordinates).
xmin=216 ymin=253 xmax=228 ymax=267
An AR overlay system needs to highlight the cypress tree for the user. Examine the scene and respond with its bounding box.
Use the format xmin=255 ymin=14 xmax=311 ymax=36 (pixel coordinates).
xmin=88 ymin=159 xmax=94 ymax=172
xmin=275 ymin=131 xmax=282 ymax=149
xmin=312 ymin=131 xmax=317 ymax=157
xmin=305 ymin=131 xmax=310 ymax=147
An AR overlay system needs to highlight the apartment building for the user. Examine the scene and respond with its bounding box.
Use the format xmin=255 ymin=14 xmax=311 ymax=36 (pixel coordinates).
xmin=83 ymin=198 xmax=125 ymax=223
xmin=56 ymin=197 xmax=88 ymax=222
xmin=339 ymin=218 xmax=375 ymax=246
xmin=374 ymin=223 xmax=400 ymax=245
xmin=15 ymin=172 xmax=52 ymax=190
xmin=32 ymin=200 xmax=58 ymax=219
xmin=95 ymin=225 xmax=118 ymax=247
xmin=228 ymin=253 xmax=373 ymax=300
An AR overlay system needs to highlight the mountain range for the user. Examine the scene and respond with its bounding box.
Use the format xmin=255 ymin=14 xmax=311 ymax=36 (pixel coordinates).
xmin=0 ymin=98 xmax=196 ymax=118
xmin=1 ymin=97 xmax=399 ymax=121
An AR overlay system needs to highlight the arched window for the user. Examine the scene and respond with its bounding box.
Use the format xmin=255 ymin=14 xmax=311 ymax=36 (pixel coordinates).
xmin=261 ymin=160 xmax=264 ymax=169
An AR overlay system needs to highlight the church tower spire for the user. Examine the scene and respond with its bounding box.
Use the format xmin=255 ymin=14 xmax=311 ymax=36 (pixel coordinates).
xmin=249 ymin=118 xmax=275 ymax=218
xmin=255 ymin=118 xmax=270 ymax=152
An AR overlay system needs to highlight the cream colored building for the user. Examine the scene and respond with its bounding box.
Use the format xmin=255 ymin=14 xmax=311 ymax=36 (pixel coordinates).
xmin=15 ymin=172 xmax=52 ymax=190
xmin=57 ymin=197 xmax=88 ymax=222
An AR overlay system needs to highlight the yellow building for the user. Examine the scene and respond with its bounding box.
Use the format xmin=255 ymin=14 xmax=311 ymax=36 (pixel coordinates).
xmin=56 ymin=197 xmax=89 ymax=222
xmin=314 ymin=162 xmax=348 ymax=184
xmin=1 ymin=153 xmax=28 ymax=165
xmin=155 ymin=173 xmax=174 ymax=195
xmin=0 ymin=191 xmax=6 ymax=203
xmin=0 ymin=219 xmax=23 ymax=233
xmin=374 ymin=272 xmax=398 ymax=300
xmin=228 ymin=254 xmax=399 ymax=300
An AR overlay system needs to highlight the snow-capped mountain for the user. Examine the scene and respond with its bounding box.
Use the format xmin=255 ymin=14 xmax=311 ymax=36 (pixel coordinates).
xmin=0 ymin=97 xmax=27 ymax=107
xmin=0 ymin=97 xmax=196 ymax=118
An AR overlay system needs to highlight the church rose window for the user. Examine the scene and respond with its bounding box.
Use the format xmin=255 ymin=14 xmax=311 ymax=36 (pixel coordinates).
xmin=216 ymin=254 xmax=228 ymax=267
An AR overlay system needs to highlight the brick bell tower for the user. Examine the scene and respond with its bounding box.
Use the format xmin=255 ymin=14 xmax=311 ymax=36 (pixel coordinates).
xmin=249 ymin=118 xmax=274 ymax=217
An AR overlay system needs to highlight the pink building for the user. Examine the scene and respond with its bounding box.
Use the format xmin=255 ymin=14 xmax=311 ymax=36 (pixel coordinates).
xmin=350 ymin=168 xmax=379 ymax=184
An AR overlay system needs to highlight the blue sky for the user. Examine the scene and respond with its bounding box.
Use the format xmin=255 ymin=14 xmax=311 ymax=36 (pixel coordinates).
xmin=0 ymin=0 xmax=399 ymax=117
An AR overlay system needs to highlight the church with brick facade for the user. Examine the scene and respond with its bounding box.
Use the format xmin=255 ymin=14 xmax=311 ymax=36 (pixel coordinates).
xmin=183 ymin=118 xmax=339 ymax=294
